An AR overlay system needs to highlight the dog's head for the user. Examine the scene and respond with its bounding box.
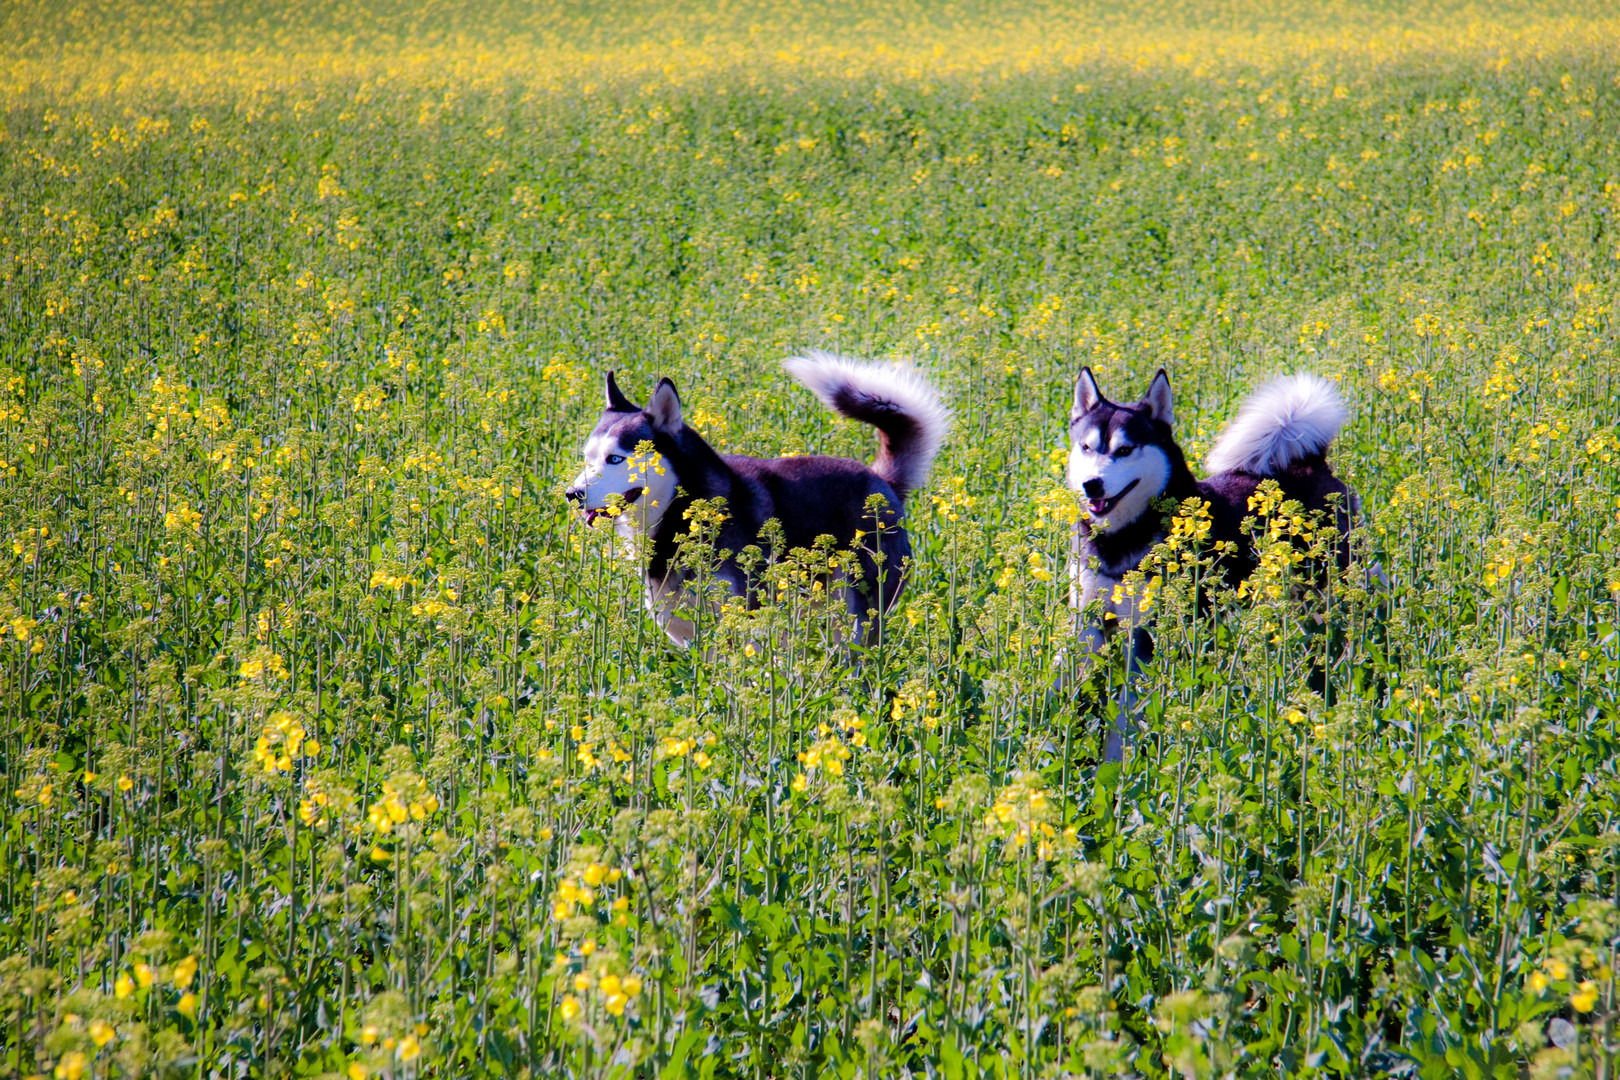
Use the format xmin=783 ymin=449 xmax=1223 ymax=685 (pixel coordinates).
xmin=565 ymin=372 xmax=681 ymax=531
xmin=1067 ymin=367 xmax=1175 ymax=532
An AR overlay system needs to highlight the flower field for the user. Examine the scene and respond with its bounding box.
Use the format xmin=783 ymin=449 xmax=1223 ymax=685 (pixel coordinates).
xmin=4 ymin=0 xmax=1620 ymax=1076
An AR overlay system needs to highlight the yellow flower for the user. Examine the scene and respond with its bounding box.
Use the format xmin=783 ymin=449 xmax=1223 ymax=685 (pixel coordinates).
xmin=134 ymin=963 xmax=153 ymax=988
xmin=396 ymin=1035 xmax=420 ymax=1062
xmin=347 ymin=1064 xmax=369 ymax=1080
xmin=173 ymin=954 xmax=198 ymax=988
xmin=1547 ymin=959 xmax=1571 ymax=981
xmin=1572 ymin=981 xmax=1598 ymax=1013
xmin=55 ymin=1051 xmax=87 ymax=1080
xmin=114 ymin=972 xmax=134 ymax=999
xmin=622 ymin=975 xmax=642 ymax=997
xmin=560 ymin=995 xmax=581 ymax=1020
xmin=87 ymin=1018 xmax=115 ymax=1047
xmin=600 ymin=974 xmax=621 ymax=997
xmin=605 ymin=993 xmax=628 ymax=1016
xmin=1528 ymin=970 xmax=1549 ymax=994
xmin=177 ymin=992 xmax=197 ymax=1018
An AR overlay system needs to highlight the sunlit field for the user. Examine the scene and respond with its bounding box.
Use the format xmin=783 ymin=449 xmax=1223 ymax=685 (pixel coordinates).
xmin=4 ymin=1 xmax=1620 ymax=1076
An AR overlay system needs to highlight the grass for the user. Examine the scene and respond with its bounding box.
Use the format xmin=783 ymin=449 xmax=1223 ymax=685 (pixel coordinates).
xmin=2 ymin=1 xmax=1620 ymax=1076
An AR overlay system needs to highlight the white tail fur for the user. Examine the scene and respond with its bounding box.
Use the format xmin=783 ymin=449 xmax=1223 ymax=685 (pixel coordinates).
xmin=783 ymin=351 xmax=951 ymax=502
xmin=1204 ymin=373 xmax=1348 ymax=475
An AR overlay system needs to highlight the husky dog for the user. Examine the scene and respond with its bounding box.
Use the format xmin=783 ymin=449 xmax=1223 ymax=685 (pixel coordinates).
xmin=565 ymin=353 xmax=949 ymax=646
xmin=1067 ymin=367 xmax=1355 ymax=758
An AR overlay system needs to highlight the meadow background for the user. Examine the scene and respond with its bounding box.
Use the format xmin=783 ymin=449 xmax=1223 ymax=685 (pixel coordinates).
xmin=3 ymin=1 xmax=1620 ymax=1076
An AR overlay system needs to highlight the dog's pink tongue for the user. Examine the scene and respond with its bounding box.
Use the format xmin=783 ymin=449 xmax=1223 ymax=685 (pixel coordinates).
xmin=1088 ymin=497 xmax=1108 ymax=515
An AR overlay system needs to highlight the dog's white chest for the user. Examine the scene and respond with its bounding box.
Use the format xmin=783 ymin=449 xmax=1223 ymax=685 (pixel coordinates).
xmin=1070 ymin=541 xmax=1153 ymax=635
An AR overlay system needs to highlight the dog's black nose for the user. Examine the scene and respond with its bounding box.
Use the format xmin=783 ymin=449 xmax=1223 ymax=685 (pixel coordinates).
xmin=564 ymin=487 xmax=584 ymax=504
xmin=1082 ymin=478 xmax=1105 ymax=499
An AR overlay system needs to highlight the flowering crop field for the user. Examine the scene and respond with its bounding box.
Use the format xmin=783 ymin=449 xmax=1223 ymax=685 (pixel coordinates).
xmin=4 ymin=1 xmax=1620 ymax=1077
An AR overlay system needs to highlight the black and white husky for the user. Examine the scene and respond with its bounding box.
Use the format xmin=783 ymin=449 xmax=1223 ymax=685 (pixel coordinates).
xmin=1066 ymin=367 xmax=1356 ymax=757
xmin=565 ymin=353 xmax=949 ymax=647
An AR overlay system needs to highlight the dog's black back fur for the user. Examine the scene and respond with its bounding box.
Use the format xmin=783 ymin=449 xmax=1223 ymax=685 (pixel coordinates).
xmin=646 ymin=421 xmax=911 ymax=621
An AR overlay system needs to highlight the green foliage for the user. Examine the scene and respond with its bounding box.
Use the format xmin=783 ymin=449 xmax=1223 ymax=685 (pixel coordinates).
xmin=2 ymin=2 xmax=1619 ymax=1077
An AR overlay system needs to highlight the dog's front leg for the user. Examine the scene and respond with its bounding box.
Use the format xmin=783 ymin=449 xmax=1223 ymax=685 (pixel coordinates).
xmin=1053 ymin=545 xmax=1109 ymax=693
xmin=1104 ymin=626 xmax=1154 ymax=763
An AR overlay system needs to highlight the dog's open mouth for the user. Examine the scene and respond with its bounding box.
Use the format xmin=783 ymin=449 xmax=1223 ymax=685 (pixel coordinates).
xmin=584 ymin=487 xmax=644 ymax=527
xmin=1087 ymin=479 xmax=1139 ymax=517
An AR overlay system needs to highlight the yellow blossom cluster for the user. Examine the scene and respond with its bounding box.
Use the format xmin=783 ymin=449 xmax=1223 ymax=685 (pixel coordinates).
xmin=366 ymin=777 xmax=439 ymax=835
xmin=561 ymin=724 xmax=623 ymax=774
xmin=238 ymin=653 xmax=288 ymax=681
xmin=1112 ymin=499 xmax=1218 ymax=614
xmin=541 ymin=357 xmax=592 ymax=398
xmin=410 ymin=596 xmax=460 ymax=628
xmin=891 ymin=683 xmax=941 ymax=730
xmin=680 ymin=499 xmax=729 ymax=530
xmin=109 ymin=953 xmax=197 ymax=1018
xmin=1232 ymin=485 xmax=1330 ymax=601
xmin=369 ymin=568 xmax=413 ymax=591
xmin=145 ymin=374 xmax=194 ymax=441
xmin=163 ymin=501 xmax=202 ymax=533
xmin=929 ymin=474 xmax=976 ymax=523
xmin=1033 ymin=482 xmax=1079 ymax=526
xmin=1 ymin=613 xmax=41 ymax=653
xmin=559 ymin=964 xmax=644 ymax=1021
xmin=253 ymin=711 xmax=318 ymax=774
xmin=1482 ymin=349 xmax=1521 ymax=404
xmin=12 ymin=525 xmax=56 ymax=564
xmin=660 ymin=731 xmax=716 ymax=770
xmin=14 ymin=773 xmax=54 ymax=807
xmin=352 ymin=384 xmax=387 ymax=413
xmin=995 ymin=548 xmax=1058 ymax=589
xmin=791 ymin=713 xmax=866 ymax=790
xmin=299 ymin=789 xmax=331 ymax=827
xmin=1108 ymin=573 xmax=1159 ymax=616
xmin=983 ymin=775 xmax=1068 ymax=859
xmin=551 ymin=863 xmax=625 ymax=921
xmin=358 ymin=1022 xmax=427 ymax=1064
xmin=1526 ymin=955 xmax=1606 ymax=1013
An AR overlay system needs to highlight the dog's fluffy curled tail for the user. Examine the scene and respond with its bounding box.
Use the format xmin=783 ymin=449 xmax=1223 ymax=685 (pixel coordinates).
xmin=1204 ymin=373 xmax=1347 ymax=476
xmin=783 ymin=351 xmax=950 ymax=502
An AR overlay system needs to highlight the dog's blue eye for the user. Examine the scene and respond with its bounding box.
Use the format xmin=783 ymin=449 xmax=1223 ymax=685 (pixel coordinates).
xmin=605 ymin=454 xmax=625 ymax=465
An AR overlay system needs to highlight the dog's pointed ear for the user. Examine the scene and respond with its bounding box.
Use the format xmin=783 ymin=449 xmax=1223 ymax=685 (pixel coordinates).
xmin=605 ymin=370 xmax=638 ymax=412
xmin=646 ymin=377 xmax=683 ymax=434
xmin=1141 ymin=368 xmax=1174 ymax=427
xmin=1073 ymin=368 xmax=1103 ymax=415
